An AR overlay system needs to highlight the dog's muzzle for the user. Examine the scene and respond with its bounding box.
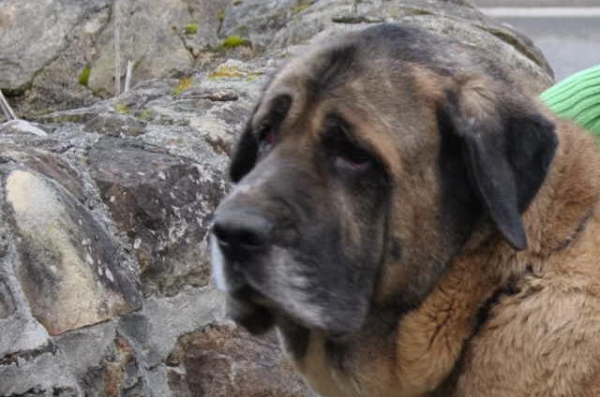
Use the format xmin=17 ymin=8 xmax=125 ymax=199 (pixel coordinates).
xmin=210 ymin=202 xmax=280 ymax=334
xmin=211 ymin=206 xmax=273 ymax=288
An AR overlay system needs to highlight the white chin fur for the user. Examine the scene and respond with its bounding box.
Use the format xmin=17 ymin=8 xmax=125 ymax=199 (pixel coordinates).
xmin=210 ymin=236 xmax=228 ymax=292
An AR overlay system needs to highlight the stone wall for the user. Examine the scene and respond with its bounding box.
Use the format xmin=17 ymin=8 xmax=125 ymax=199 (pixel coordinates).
xmin=0 ymin=0 xmax=554 ymax=395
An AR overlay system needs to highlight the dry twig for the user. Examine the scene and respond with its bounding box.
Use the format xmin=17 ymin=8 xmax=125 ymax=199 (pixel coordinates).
xmin=124 ymin=60 xmax=133 ymax=93
xmin=114 ymin=0 xmax=122 ymax=95
xmin=0 ymin=89 xmax=16 ymax=121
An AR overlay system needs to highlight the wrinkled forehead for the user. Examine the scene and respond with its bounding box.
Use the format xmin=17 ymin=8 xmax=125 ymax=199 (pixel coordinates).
xmin=254 ymin=37 xmax=427 ymax=125
xmin=255 ymin=38 xmax=440 ymax=164
xmin=253 ymin=40 xmax=361 ymax=119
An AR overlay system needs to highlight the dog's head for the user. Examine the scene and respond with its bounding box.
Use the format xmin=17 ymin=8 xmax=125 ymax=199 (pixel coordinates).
xmin=211 ymin=24 xmax=557 ymax=338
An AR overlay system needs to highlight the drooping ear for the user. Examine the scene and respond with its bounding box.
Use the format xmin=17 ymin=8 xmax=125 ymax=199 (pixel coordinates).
xmin=229 ymin=123 xmax=258 ymax=183
xmin=443 ymin=76 xmax=557 ymax=250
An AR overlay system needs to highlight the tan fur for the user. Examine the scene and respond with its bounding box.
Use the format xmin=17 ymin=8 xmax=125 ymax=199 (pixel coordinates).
xmin=451 ymin=120 xmax=600 ymax=396
xmin=286 ymin=69 xmax=600 ymax=396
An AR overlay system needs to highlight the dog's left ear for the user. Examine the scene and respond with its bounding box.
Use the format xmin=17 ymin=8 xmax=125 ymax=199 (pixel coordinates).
xmin=443 ymin=76 xmax=558 ymax=250
xmin=229 ymin=123 xmax=258 ymax=183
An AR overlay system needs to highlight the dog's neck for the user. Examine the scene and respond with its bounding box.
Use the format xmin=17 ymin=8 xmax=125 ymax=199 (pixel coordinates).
xmin=520 ymin=117 xmax=600 ymax=265
xmin=389 ymin=117 xmax=600 ymax=396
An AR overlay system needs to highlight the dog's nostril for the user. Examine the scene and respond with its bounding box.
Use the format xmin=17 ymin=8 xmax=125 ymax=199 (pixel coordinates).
xmin=212 ymin=211 xmax=272 ymax=252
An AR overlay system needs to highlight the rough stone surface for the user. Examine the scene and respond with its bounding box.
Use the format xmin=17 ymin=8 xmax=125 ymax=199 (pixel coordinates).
xmin=0 ymin=0 xmax=556 ymax=395
xmin=88 ymin=138 xmax=228 ymax=296
xmin=6 ymin=169 xmax=141 ymax=335
xmin=0 ymin=0 xmax=232 ymax=117
xmin=0 ymin=277 xmax=15 ymax=319
xmin=0 ymin=120 xmax=48 ymax=137
xmin=166 ymin=324 xmax=313 ymax=397
xmin=0 ymin=0 xmax=554 ymax=117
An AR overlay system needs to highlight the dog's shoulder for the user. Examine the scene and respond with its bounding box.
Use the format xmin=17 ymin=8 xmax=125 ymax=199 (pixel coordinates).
xmin=458 ymin=270 xmax=600 ymax=396
xmin=454 ymin=116 xmax=600 ymax=396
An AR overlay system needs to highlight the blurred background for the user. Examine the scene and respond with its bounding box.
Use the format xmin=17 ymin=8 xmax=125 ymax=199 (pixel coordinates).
xmin=477 ymin=0 xmax=600 ymax=81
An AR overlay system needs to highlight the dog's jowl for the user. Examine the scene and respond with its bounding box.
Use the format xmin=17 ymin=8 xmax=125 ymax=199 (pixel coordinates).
xmin=211 ymin=23 xmax=600 ymax=397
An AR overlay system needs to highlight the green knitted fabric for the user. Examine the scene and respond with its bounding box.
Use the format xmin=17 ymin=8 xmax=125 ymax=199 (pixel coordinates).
xmin=541 ymin=64 xmax=600 ymax=138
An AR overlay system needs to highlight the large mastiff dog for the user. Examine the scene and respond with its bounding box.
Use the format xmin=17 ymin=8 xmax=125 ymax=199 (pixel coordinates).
xmin=211 ymin=24 xmax=600 ymax=396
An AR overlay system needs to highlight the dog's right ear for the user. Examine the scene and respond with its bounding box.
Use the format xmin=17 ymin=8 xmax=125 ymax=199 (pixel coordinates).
xmin=229 ymin=123 xmax=258 ymax=183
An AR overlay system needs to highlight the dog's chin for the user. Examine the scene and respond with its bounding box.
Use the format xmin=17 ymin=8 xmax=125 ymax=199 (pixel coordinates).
xmin=227 ymin=292 xmax=364 ymax=342
xmin=227 ymin=295 xmax=276 ymax=335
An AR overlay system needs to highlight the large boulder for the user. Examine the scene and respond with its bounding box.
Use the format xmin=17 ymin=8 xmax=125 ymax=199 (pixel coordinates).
xmin=0 ymin=0 xmax=555 ymax=395
xmin=0 ymin=0 xmax=553 ymax=118
xmin=6 ymin=167 xmax=140 ymax=335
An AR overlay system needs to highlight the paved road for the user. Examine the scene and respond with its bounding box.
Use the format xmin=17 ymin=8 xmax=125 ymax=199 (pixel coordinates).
xmin=479 ymin=8 xmax=600 ymax=82
xmin=476 ymin=0 xmax=600 ymax=6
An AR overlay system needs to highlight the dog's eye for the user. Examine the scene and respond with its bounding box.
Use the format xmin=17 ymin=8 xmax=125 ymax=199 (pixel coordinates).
xmin=257 ymin=124 xmax=275 ymax=154
xmin=334 ymin=143 xmax=372 ymax=171
xmin=324 ymin=124 xmax=373 ymax=172
xmin=255 ymin=94 xmax=292 ymax=155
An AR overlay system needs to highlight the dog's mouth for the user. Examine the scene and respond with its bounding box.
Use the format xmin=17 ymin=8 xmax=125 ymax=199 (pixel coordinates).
xmin=211 ymin=233 xmax=368 ymax=339
xmin=226 ymin=285 xmax=278 ymax=335
xmin=226 ymin=286 xmax=353 ymax=341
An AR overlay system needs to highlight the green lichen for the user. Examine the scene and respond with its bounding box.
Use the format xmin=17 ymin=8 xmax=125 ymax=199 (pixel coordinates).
xmin=292 ymin=0 xmax=311 ymax=14
xmin=173 ymin=76 xmax=192 ymax=95
xmin=218 ymin=10 xmax=226 ymax=23
xmin=209 ymin=65 xmax=245 ymax=80
xmin=208 ymin=65 xmax=262 ymax=81
xmin=138 ymin=108 xmax=156 ymax=121
xmin=233 ymin=0 xmax=243 ymax=5
xmin=220 ymin=35 xmax=250 ymax=50
xmin=44 ymin=113 xmax=88 ymax=123
xmin=115 ymin=103 xmax=131 ymax=115
xmin=78 ymin=66 xmax=91 ymax=87
xmin=184 ymin=23 xmax=198 ymax=35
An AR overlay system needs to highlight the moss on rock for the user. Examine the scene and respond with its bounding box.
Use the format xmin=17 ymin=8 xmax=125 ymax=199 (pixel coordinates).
xmin=183 ymin=23 xmax=198 ymax=35
xmin=173 ymin=77 xmax=193 ymax=95
xmin=115 ymin=103 xmax=131 ymax=115
xmin=220 ymin=35 xmax=250 ymax=50
xmin=78 ymin=66 xmax=91 ymax=87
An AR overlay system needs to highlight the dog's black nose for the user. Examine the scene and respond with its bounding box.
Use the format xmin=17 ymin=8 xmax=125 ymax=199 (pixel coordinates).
xmin=212 ymin=211 xmax=272 ymax=254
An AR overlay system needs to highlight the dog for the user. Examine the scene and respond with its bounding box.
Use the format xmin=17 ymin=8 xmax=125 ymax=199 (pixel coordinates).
xmin=210 ymin=23 xmax=600 ymax=396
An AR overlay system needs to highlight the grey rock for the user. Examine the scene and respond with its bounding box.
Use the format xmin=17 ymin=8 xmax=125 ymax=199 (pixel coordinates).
xmin=84 ymin=113 xmax=146 ymax=137
xmin=55 ymin=324 xmax=143 ymax=397
xmin=0 ymin=143 xmax=87 ymax=202
xmin=0 ymin=0 xmax=111 ymax=116
xmin=221 ymin=0 xmax=299 ymax=51
xmin=118 ymin=287 xmax=225 ymax=367
xmin=0 ymin=277 xmax=15 ymax=319
xmin=0 ymin=0 xmax=231 ymax=116
xmin=0 ymin=349 xmax=80 ymax=396
xmin=54 ymin=322 xmax=117 ymax=380
xmin=0 ymin=305 xmax=50 ymax=361
xmin=88 ymin=138 xmax=228 ymax=296
xmin=0 ymin=0 xmax=111 ymax=92
xmin=0 ymin=120 xmax=48 ymax=137
xmin=0 ymin=237 xmax=50 ymax=360
xmin=5 ymin=166 xmax=141 ymax=335
xmin=166 ymin=324 xmax=314 ymax=397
